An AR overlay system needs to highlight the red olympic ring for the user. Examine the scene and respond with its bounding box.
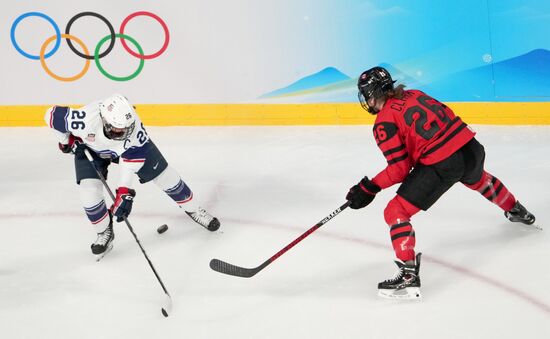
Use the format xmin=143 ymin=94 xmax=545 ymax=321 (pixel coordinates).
xmin=119 ymin=11 xmax=170 ymax=60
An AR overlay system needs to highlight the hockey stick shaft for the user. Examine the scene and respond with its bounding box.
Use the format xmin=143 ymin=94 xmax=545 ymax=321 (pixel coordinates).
xmin=83 ymin=149 xmax=172 ymax=314
xmin=210 ymin=201 xmax=351 ymax=278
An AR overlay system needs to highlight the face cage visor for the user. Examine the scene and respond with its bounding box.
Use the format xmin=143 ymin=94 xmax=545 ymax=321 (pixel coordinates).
xmin=358 ymin=91 xmax=370 ymax=111
xmin=103 ymin=120 xmax=135 ymax=141
xmin=358 ymin=86 xmax=383 ymax=114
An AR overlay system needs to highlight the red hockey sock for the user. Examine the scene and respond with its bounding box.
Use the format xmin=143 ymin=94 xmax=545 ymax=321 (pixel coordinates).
xmin=390 ymin=221 xmax=416 ymax=262
xmin=464 ymin=171 xmax=516 ymax=211
xmin=384 ymin=195 xmax=420 ymax=262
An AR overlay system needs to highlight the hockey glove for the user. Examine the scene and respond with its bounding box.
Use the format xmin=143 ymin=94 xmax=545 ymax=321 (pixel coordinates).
xmin=111 ymin=187 xmax=136 ymax=222
xmin=346 ymin=176 xmax=381 ymax=209
xmin=58 ymin=134 xmax=82 ymax=154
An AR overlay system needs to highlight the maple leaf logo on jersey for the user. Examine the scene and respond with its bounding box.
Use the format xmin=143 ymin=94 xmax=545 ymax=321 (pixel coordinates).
xmin=107 ymin=104 xmax=114 ymax=112
xmin=86 ymin=133 xmax=96 ymax=142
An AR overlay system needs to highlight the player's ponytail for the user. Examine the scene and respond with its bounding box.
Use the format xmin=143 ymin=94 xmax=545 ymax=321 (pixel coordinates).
xmin=386 ymin=84 xmax=406 ymax=100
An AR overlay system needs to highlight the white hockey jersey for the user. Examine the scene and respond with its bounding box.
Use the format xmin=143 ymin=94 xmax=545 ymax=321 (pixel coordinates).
xmin=44 ymin=101 xmax=151 ymax=187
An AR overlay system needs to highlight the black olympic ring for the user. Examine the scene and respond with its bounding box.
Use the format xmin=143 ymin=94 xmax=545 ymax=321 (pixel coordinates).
xmin=65 ymin=12 xmax=115 ymax=60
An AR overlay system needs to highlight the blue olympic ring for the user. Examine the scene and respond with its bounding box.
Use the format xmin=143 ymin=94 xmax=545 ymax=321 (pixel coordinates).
xmin=11 ymin=12 xmax=61 ymax=60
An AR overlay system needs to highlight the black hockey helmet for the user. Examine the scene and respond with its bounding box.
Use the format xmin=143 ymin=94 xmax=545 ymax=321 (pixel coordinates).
xmin=357 ymin=66 xmax=395 ymax=113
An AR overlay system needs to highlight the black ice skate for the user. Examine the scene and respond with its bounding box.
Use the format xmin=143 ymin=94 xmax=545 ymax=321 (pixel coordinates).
xmin=91 ymin=217 xmax=114 ymax=261
xmin=378 ymin=253 xmax=422 ymax=300
xmin=185 ymin=206 xmax=220 ymax=231
xmin=504 ymin=201 xmax=537 ymax=226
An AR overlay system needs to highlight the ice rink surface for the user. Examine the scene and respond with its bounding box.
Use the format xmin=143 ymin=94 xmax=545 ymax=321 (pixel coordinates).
xmin=1 ymin=125 xmax=549 ymax=339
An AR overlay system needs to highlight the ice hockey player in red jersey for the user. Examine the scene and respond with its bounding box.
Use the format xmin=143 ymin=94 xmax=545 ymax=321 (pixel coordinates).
xmin=345 ymin=66 xmax=537 ymax=299
xmin=45 ymin=94 xmax=220 ymax=260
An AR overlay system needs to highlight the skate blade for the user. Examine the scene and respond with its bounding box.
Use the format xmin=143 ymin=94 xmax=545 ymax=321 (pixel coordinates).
xmin=517 ymin=223 xmax=543 ymax=231
xmin=378 ymin=287 xmax=422 ymax=300
xmin=529 ymin=223 xmax=543 ymax=231
xmin=95 ymin=243 xmax=114 ymax=262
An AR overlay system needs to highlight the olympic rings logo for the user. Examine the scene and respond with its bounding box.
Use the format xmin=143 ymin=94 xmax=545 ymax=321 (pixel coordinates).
xmin=10 ymin=11 xmax=170 ymax=82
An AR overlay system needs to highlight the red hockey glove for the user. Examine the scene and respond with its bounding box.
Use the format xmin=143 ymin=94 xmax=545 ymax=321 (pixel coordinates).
xmin=58 ymin=134 xmax=82 ymax=154
xmin=346 ymin=176 xmax=381 ymax=209
xmin=110 ymin=187 xmax=136 ymax=222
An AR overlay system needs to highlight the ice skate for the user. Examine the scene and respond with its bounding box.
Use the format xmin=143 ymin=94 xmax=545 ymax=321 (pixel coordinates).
xmin=185 ymin=206 xmax=220 ymax=231
xmin=91 ymin=220 xmax=115 ymax=261
xmin=504 ymin=201 xmax=540 ymax=230
xmin=378 ymin=253 xmax=422 ymax=300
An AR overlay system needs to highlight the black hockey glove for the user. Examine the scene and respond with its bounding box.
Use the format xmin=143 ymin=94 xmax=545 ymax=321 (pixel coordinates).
xmin=58 ymin=134 xmax=82 ymax=154
xmin=346 ymin=176 xmax=381 ymax=209
xmin=111 ymin=187 xmax=136 ymax=222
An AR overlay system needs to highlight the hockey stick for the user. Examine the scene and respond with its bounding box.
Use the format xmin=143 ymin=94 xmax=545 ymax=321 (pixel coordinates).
xmin=83 ymin=148 xmax=172 ymax=317
xmin=209 ymin=201 xmax=351 ymax=278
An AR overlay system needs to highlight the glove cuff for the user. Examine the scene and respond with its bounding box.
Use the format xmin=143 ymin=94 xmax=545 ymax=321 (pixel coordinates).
xmin=58 ymin=143 xmax=71 ymax=153
xmin=116 ymin=187 xmax=136 ymax=196
xmin=360 ymin=177 xmax=381 ymax=195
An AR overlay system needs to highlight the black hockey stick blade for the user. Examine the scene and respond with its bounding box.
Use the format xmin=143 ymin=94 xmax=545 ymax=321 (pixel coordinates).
xmin=161 ymin=293 xmax=172 ymax=317
xmin=209 ymin=259 xmax=267 ymax=278
xmin=209 ymin=201 xmax=350 ymax=278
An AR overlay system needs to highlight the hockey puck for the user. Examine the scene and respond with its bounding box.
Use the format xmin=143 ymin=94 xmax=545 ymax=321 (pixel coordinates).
xmin=157 ymin=224 xmax=169 ymax=234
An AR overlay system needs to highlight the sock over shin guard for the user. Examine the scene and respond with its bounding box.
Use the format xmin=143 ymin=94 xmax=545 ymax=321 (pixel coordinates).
xmin=389 ymin=222 xmax=416 ymax=262
xmin=80 ymin=179 xmax=111 ymax=233
xmin=153 ymin=166 xmax=196 ymax=209
xmin=463 ymin=171 xmax=516 ymax=211
xmin=384 ymin=195 xmax=420 ymax=262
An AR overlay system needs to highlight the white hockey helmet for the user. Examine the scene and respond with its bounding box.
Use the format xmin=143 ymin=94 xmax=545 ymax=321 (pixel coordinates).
xmin=99 ymin=94 xmax=137 ymax=140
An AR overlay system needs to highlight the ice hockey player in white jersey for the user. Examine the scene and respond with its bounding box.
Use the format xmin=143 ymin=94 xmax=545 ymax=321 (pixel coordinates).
xmin=45 ymin=94 xmax=220 ymax=259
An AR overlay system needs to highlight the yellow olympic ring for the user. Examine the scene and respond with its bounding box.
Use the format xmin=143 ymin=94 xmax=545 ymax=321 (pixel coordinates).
xmin=40 ymin=34 xmax=90 ymax=82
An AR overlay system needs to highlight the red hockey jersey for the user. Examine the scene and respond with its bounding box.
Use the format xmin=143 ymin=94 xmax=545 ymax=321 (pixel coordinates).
xmin=371 ymin=89 xmax=475 ymax=189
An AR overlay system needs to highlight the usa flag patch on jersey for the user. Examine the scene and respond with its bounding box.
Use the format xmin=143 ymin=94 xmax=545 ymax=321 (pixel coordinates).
xmin=86 ymin=134 xmax=96 ymax=142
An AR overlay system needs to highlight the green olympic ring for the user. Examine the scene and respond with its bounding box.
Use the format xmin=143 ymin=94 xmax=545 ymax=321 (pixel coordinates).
xmin=95 ymin=34 xmax=144 ymax=81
